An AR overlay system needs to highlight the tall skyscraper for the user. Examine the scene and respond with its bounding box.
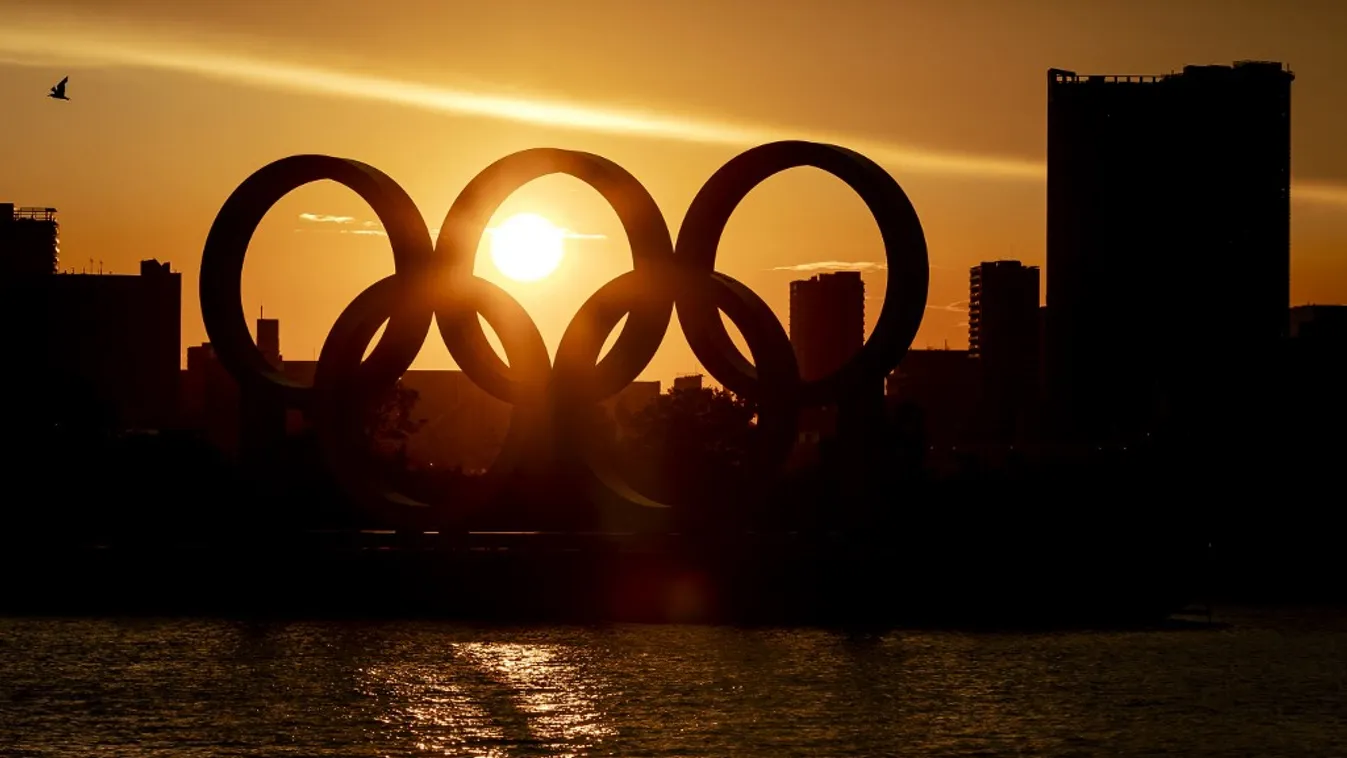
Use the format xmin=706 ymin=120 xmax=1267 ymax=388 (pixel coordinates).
xmin=969 ymin=261 xmax=1040 ymax=441
xmin=789 ymin=270 xmax=877 ymax=446
xmin=789 ymin=271 xmax=865 ymax=383
xmin=0 ymin=204 xmax=59 ymax=279
xmin=1045 ymin=61 xmax=1293 ymax=443
xmin=257 ymin=317 xmax=282 ymax=369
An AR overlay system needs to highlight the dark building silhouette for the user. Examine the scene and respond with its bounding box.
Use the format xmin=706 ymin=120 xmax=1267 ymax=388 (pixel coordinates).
xmin=0 ymin=204 xmax=59 ymax=278
xmin=2 ymin=251 xmax=181 ymax=431
xmin=2 ymin=205 xmax=181 ymax=431
xmin=1284 ymin=305 xmax=1347 ymax=416
xmin=789 ymin=271 xmax=880 ymax=447
xmin=1289 ymin=304 xmax=1347 ymax=342
xmin=182 ymin=317 xmax=285 ymax=459
xmin=969 ymin=261 xmax=1040 ymax=441
xmin=1278 ymin=303 xmax=1347 ymax=513
xmin=181 ymin=342 xmax=242 ymax=454
xmin=789 ymin=271 xmax=866 ymax=382
xmin=238 ymin=316 xmax=288 ymax=465
xmin=186 ymin=313 xmax=663 ymax=470
xmin=885 ymin=349 xmax=979 ymax=448
xmin=257 ymin=317 xmax=282 ymax=368
xmin=672 ymin=374 xmax=704 ymax=393
xmin=284 ymin=361 xmax=515 ymax=473
xmin=1045 ymin=62 xmax=1294 ymax=444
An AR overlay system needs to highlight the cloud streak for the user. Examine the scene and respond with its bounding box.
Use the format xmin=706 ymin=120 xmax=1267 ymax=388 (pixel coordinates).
xmin=1294 ymin=182 xmax=1347 ymax=207
xmin=770 ymin=261 xmax=886 ymax=273
xmin=296 ymin=212 xmax=387 ymax=236
xmin=926 ymin=300 xmax=969 ymax=313
xmin=3 ymin=16 xmax=1346 ymax=207
xmin=0 ymin=17 xmax=1048 ymax=183
xmin=294 ymin=228 xmax=388 ymax=236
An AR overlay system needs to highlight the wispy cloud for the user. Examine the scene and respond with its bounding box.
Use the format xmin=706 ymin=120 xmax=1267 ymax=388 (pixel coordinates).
xmin=298 ymin=213 xmax=356 ymax=224
xmin=926 ymin=300 xmax=969 ymax=313
xmin=293 ymin=227 xmax=389 ymax=236
xmin=295 ymin=212 xmax=387 ymax=236
xmin=770 ymin=261 xmax=886 ymax=273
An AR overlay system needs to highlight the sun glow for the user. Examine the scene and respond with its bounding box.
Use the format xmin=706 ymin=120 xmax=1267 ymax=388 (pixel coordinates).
xmin=489 ymin=213 xmax=565 ymax=282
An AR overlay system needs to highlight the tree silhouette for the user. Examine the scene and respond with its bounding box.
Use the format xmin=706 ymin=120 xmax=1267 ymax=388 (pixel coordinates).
xmin=618 ymin=385 xmax=759 ymax=525
xmin=359 ymin=381 xmax=425 ymax=473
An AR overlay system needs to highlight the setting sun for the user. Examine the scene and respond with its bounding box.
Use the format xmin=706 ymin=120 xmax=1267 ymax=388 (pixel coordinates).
xmin=489 ymin=213 xmax=565 ymax=282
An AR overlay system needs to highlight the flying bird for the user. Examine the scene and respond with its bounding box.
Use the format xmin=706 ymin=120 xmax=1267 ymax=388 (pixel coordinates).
xmin=48 ymin=76 xmax=69 ymax=101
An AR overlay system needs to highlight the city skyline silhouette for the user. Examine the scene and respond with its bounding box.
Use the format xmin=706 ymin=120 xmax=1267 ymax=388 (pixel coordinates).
xmin=5 ymin=2 xmax=1347 ymax=390
xmin=4 ymin=5 xmax=1347 ymax=755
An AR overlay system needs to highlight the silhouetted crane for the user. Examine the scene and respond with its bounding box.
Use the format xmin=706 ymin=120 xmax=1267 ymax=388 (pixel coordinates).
xmin=48 ymin=76 xmax=69 ymax=101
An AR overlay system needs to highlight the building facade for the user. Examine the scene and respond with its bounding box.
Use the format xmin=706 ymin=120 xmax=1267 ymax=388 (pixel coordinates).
xmin=789 ymin=271 xmax=866 ymax=383
xmin=969 ymin=261 xmax=1041 ymax=441
xmin=0 ymin=204 xmax=59 ymax=278
xmin=1045 ymin=62 xmax=1293 ymax=443
xmin=2 ymin=227 xmax=181 ymax=433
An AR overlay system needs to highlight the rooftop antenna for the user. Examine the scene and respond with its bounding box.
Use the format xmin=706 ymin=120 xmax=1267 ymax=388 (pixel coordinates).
xmin=98 ymin=260 xmax=103 ymax=275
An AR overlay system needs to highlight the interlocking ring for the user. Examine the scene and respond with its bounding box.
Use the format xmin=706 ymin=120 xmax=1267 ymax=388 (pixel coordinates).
xmin=200 ymin=141 xmax=929 ymax=526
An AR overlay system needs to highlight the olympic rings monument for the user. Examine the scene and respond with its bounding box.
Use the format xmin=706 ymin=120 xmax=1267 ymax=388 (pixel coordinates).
xmin=200 ymin=141 xmax=930 ymax=534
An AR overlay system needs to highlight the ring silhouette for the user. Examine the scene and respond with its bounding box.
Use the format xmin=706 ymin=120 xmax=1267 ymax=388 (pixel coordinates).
xmin=199 ymin=141 xmax=930 ymax=520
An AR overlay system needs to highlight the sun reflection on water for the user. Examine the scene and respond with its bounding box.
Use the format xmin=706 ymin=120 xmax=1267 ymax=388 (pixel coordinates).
xmin=361 ymin=665 xmax=511 ymax=757
xmin=358 ymin=642 xmax=615 ymax=757
xmin=455 ymin=643 xmax=617 ymax=756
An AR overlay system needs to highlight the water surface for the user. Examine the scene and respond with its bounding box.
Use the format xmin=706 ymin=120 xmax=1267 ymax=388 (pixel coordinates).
xmin=1 ymin=608 xmax=1344 ymax=756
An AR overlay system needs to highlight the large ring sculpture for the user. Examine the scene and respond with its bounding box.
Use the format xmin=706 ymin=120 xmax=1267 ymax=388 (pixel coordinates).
xmin=200 ymin=141 xmax=929 ymax=526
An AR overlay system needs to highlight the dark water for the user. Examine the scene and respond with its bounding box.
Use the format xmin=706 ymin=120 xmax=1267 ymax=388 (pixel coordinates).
xmin=1 ymin=608 xmax=1345 ymax=756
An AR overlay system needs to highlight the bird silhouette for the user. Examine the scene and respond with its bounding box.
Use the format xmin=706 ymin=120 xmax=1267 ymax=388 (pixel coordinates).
xmin=48 ymin=76 xmax=69 ymax=101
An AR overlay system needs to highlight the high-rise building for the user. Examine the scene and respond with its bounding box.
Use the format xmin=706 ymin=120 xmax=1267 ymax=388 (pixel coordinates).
xmin=0 ymin=204 xmax=59 ymax=279
xmin=1045 ymin=61 xmax=1293 ymax=443
xmin=789 ymin=271 xmax=866 ymax=383
xmin=789 ymin=270 xmax=882 ymax=449
xmin=885 ymin=349 xmax=979 ymax=447
xmin=257 ymin=317 xmax=282 ymax=369
xmin=970 ymin=261 xmax=1040 ymax=364
xmin=3 ymin=254 xmax=181 ymax=431
xmin=3 ymin=205 xmax=180 ymax=431
xmin=969 ymin=261 xmax=1040 ymax=441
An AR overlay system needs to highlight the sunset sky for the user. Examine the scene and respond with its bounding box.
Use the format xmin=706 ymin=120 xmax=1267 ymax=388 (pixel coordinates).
xmin=2 ymin=0 xmax=1346 ymax=385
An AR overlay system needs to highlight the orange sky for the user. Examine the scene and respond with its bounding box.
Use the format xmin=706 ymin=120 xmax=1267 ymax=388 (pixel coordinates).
xmin=2 ymin=0 xmax=1346 ymax=386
